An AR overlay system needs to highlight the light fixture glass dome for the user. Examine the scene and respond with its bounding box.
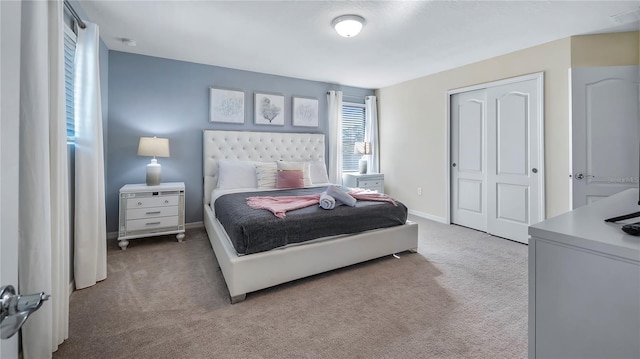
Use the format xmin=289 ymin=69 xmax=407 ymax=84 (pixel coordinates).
xmin=332 ymin=15 xmax=365 ymax=37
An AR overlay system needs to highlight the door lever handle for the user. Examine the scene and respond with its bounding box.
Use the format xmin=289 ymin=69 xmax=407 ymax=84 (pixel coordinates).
xmin=0 ymin=285 xmax=50 ymax=339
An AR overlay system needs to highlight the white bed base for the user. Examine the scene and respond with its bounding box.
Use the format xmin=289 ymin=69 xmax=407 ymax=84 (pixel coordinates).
xmin=202 ymin=130 xmax=418 ymax=303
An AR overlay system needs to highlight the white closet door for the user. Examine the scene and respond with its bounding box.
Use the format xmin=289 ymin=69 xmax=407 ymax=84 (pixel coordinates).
xmin=451 ymin=75 xmax=543 ymax=244
xmin=451 ymin=89 xmax=488 ymax=232
xmin=571 ymin=66 xmax=640 ymax=208
xmin=487 ymin=79 xmax=542 ymax=244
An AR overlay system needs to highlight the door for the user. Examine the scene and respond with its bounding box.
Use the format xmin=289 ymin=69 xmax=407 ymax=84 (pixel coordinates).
xmin=1 ymin=0 xmax=21 ymax=357
xmin=486 ymin=80 xmax=542 ymax=242
xmin=451 ymin=74 xmax=544 ymax=244
xmin=571 ymin=66 xmax=640 ymax=208
xmin=451 ymin=89 xmax=488 ymax=232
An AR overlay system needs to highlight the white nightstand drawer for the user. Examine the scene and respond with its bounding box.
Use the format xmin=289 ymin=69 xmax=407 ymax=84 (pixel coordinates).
xmin=359 ymin=179 xmax=382 ymax=188
xmin=127 ymin=206 xmax=179 ymax=220
xmin=126 ymin=216 xmax=179 ymax=232
xmin=127 ymin=195 xmax=179 ymax=209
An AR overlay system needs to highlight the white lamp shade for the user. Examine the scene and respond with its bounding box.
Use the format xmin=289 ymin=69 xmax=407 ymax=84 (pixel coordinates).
xmin=354 ymin=141 xmax=372 ymax=155
xmin=138 ymin=136 xmax=170 ymax=157
xmin=332 ymin=15 xmax=365 ymax=37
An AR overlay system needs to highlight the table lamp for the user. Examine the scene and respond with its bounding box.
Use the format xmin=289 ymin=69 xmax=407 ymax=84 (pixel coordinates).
xmin=138 ymin=136 xmax=170 ymax=186
xmin=354 ymin=141 xmax=371 ymax=174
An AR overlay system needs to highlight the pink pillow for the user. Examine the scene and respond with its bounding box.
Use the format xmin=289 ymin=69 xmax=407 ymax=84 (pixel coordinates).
xmin=276 ymin=170 xmax=304 ymax=189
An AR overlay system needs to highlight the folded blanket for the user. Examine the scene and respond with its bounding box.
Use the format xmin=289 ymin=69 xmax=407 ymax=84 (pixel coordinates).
xmin=246 ymin=194 xmax=321 ymax=218
xmin=326 ymin=185 xmax=357 ymax=207
xmin=349 ymin=188 xmax=398 ymax=206
xmin=319 ymin=192 xmax=344 ymax=210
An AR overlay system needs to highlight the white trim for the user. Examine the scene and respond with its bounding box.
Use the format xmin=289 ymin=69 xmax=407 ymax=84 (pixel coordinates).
xmin=408 ymin=209 xmax=448 ymax=224
xmin=107 ymin=221 xmax=204 ymax=240
xmin=446 ymin=71 xmax=546 ymax=227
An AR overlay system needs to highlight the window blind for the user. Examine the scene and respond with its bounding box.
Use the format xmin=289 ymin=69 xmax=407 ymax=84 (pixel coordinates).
xmin=64 ymin=26 xmax=76 ymax=142
xmin=341 ymin=104 xmax=366 ymax=172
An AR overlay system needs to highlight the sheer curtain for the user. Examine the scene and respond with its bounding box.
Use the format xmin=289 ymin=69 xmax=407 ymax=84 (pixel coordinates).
xmin=364 ymin=96 xmax=380 ymax=174
xmin=18 ymin=0 xmax=69 ymax=357
xmin=74 ymin=21 xmax=107 ymax=290
xmin=327 ymin=91 xmax=343 ymax=183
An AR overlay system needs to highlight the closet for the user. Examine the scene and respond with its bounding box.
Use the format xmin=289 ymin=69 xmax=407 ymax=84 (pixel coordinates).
xmin=450 ymin=74 xmax=544 ymax=244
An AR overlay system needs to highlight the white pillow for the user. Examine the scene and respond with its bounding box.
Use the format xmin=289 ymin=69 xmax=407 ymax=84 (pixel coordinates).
xmin=217 ymin=160 xmax=258 ymax=190
xmin=308 ymin=161 xmax=329 ymax=184
xmin=277 ymin=161 xmax=311 ymax=187
xmin=256 ymin=162 xmax=278 ymax=189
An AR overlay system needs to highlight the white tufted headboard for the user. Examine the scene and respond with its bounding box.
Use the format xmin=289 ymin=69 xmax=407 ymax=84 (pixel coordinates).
xmin=203 ymin=130 xmax=325 ymax=205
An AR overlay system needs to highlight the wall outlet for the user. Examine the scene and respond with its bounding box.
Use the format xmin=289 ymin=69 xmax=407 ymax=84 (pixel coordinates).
xmin=417 ymin=187 xmax=422 ymax=196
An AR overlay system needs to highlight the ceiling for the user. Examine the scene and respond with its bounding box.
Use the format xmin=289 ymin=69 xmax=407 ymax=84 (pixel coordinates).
xmin=79 ymin=1 xmax=639 ymax=89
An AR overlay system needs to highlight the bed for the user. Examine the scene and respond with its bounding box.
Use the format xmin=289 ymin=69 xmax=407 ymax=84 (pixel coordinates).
xmin=202 ymin=130 xmax=418 ymax=303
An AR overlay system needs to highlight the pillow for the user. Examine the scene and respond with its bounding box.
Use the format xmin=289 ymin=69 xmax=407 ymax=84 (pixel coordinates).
xmin=276 ymin=170 xmax=304 ymax=189
xmin=256 ymin=162 xmax=278 ymax=189
xmin=308 ymin=161 xmax=329 ymax=184
xmin=217 ymin=160 xmax=258 ymax=190
xmin=277 ymin=161 xmax=311 ymax=187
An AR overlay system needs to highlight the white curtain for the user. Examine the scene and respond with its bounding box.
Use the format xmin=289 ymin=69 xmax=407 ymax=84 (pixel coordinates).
xmin=18 ymin=0 xmax=69 ymax=357
xmin=364 ymin=96 xmax=380 ymax=174
xmin=327 ymin=91 xmax=343 ymax=183
xmin=74 ymin=21 xmax=107 ymax=289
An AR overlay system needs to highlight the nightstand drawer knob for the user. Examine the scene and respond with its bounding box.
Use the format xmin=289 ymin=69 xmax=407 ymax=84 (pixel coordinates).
xmin=146 ymin=211 xmax=161 ymax=215
xmin=145 ymin=222 xmax=161 ymax=226
xmin=164 ymin=200 xmax=169 ymax=204
xmin=137 ymin=202 xmax=142 ymax=206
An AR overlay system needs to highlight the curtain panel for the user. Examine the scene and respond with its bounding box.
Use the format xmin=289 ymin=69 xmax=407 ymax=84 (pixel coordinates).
xmin=18 ymin=0 xmax=69 ymax=357
xmin=364 ymin=96 xmax=380 ymax=174
xmin=73 ymin=21 xmax=107 ymax=290
xmin=327 ymin=91 xmax=343 ymax=184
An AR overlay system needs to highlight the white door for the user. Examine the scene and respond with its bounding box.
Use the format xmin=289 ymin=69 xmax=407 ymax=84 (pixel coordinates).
xmin=1 ymin=0 xmax=21 ymax=357
xmin=571 ymin=66 xmax=640 ymax=208
xmin=451 ymin=75 xmax=544 ymax=244
xmin=451 ymin=89 xmax=488 ymax=232
xmin=486 ymin=79 xmax=543 ymax=243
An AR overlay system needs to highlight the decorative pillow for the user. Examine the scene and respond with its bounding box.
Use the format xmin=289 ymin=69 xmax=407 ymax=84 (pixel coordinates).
xmin=217 ymin=160 xmax=258 ymax=190
xmin=276 ymin=170 xmax=304 ymax=189
xmin=308 ymin=161 xmax=329 ymax=184
xmin=256 ymin=162 xmax=278 ymax=189
xmin=277 ymin=161 xmax=311 ymax=187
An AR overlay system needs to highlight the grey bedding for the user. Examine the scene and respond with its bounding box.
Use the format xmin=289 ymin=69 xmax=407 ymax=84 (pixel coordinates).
xmin=213 ymin=187 xmax=408 ymax=255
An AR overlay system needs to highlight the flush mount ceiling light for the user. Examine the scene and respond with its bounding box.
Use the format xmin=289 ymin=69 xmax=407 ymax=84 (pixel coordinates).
xmin=332 ymin=15 xmax=365 ymax=38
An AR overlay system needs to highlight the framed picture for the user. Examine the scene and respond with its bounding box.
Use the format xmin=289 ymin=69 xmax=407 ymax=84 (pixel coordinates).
xmin=254 ymin=92 xmax=284 ymax=126
xmin=209 ymin=87 xmax=245 ymax=124
xmin=292 ymin=97 xmax=319 ymax=127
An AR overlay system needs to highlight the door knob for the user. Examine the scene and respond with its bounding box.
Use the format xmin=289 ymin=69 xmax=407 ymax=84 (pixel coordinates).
xmin=575 ymin=173 xmax=584 ymax=180
xmin=532 ymin=168 xmax=538 ymax=174
xmin=452 ymin=163 xmax=457 ymax=167
xmin=0 ymin=285 xmax=50 ymax=339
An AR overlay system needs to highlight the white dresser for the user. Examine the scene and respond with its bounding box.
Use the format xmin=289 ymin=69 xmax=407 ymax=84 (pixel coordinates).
xmin=528 ymin=189 xmax=640 ymax=359
xmin=342 ymin=173 xmax=384 ymax=193
xmin=118 ymin=182 xmax=185 ymax=250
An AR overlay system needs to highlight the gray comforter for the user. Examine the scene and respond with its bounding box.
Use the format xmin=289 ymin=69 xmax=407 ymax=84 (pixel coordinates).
xmin=214 ymin=187 xmax=408 ymax=255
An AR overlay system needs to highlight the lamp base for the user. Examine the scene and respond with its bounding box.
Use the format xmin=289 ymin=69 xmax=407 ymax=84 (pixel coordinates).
xmin=358 ymin=158 xmax=368 ymax=174
xmin=146 ymin=160 xmax=161 ymax=186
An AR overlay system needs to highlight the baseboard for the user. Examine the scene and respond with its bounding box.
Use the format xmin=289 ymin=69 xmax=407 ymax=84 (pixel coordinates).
xmin=106 ymin=221 xmax=204 ymax=240
xmin=408 ymin=209 xmax=448 ymax=224
xmin=185 ymin=221 xmax=204 ymax=230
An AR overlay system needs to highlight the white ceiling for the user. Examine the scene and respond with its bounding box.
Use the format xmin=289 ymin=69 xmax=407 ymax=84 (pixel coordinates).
xmin=79 ymin=0 xmax=639 ymax=89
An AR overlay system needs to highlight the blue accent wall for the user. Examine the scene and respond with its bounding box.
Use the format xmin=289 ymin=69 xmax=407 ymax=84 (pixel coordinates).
xmin=106 ymin=51 xmax=373 ymax=232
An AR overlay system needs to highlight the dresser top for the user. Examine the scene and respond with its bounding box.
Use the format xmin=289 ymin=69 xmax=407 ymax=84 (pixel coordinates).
xmin=529 ymin=188 xmax=640 ymax=261
xmin=120 ymin=182 xmax=185 ymax=193
xmin=343 ymin=173 xmax=383 ymax=178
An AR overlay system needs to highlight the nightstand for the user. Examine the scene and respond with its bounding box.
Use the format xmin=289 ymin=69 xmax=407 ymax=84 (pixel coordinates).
xmin=342 ymin=173 xmax=384 ymax=193
xmin=118 ymin=182 xmax=185 ymax=250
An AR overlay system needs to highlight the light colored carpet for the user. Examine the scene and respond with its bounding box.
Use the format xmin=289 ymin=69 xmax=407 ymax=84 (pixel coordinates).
xmin=54 ymin=216 xmax=528 ymax=359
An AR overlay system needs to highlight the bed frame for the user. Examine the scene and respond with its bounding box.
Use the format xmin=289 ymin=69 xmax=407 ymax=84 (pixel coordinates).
xmin=203 ymin=130 xmax=418 ymax=303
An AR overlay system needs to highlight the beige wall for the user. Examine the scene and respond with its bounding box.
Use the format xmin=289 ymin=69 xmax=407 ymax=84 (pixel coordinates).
xmin=571 ymin=31 xmax=639 ymax=67
xmin=377 ymin=31 xmax=638 ymax=222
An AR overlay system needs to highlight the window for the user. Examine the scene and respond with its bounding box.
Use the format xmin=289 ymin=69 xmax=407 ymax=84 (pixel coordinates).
xmin=64 ymin=25 xmax=77 ymax=143
xmin=341 ymin=103 xmax=366 ymax=172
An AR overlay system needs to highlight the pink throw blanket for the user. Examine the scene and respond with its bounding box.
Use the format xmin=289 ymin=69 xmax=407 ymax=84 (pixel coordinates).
xmin=247 ymin=189 xmax=398 ymax=218
xmin=246 ymin=194 xmax=321 ymax=218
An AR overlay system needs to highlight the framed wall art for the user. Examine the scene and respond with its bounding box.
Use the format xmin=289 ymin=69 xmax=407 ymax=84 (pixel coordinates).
xmin=292 ymin=97 xmax=319 ymax=127
xmin=254 ymin=92 xmax=284 ymax=126
xmin=209 ymin=87 xmax=245 ymax=124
